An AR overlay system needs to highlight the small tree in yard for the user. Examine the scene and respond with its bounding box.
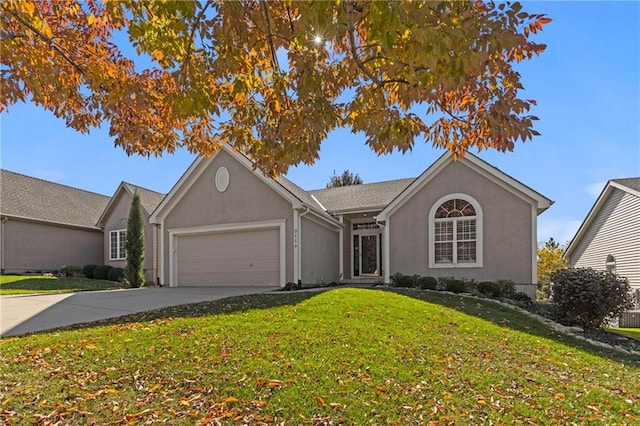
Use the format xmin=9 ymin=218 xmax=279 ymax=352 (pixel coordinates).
xmin=537 ymin=237 xmax=567 ymax=299
xmin=550 ymin=268 xmax=634 ymax=329
xmin=125 ymin=191 xmax=145 ymax=288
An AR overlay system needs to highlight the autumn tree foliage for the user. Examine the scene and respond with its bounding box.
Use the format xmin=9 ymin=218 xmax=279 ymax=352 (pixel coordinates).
xmin=1 ymin=1 xmax=551 ymax=176
xmin=125 ymin=191 xmax=145 ymax=288
xmin=327 ymin=169 xmax=363 ymax=188
xmin=537 ymin=237 xmax=567 ymax=300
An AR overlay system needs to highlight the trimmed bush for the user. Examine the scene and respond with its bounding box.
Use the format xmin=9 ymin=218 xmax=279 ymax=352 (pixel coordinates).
xmin=508 ymin=292 xmax=533 ymax=305
xmin=93 ymin=265 xmax=113 ymax=281
xmin=550 ymin=268 xmax=634 ymax=329
xmin=417 ymin=276 xmax=438 ymax=290
xmin=477 ymin=281 xmax=503 ymax=298
xmin=83 ymin=264 xmax=99 ymax=279
xmin=442 ymin=278 xmax=467 ymax=294
xmin=497 ymin=279 xmax=516 ymax=296
xmin=107 ymin=267 xmax=124 ymax=282
xmin=59 ymin=265 xmax=81 ymax=277
xmin=390 ymin=273 xmax=416 ymax=288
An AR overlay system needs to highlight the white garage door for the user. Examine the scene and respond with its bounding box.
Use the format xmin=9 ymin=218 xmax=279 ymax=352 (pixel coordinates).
xmin=176 ymin=228 xmax=280 ymax=286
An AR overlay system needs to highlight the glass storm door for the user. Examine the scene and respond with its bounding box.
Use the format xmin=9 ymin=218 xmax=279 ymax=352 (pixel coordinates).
xmin=353 ymin=233 xmax=381 ymax=276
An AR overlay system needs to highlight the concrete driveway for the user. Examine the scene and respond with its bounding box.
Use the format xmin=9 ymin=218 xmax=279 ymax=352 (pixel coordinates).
xmin=0 ymin=286 xmax=278 ymax=337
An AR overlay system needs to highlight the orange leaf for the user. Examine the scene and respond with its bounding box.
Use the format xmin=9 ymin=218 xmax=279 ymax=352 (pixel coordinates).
xmin=268 ymin=380 xmax=282 ymax=389
xmin=316 ymin=395 xmax=326 ymax=406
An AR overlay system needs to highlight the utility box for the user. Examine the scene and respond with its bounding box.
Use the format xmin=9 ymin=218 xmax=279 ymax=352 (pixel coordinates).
xmin=619 ymin=311 xmax=640 ymax=328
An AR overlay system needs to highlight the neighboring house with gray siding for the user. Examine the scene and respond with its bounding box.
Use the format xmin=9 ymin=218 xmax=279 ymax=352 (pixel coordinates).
xmin=565 ymin=178 xmax=640 ymax=291
xmin=96 ymin=182 xmax=165 ymax=282
xmin=0 ymin=170 xmax=109 ymax=273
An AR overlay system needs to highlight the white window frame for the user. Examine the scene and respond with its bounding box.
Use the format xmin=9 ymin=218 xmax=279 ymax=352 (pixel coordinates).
xmin=605 ymin=254 xmax=616 ymax=273
xmin=109 ymin=229 xmax=127 ymax=260
xmin=428 ymin=193 xmax=483 ymax=268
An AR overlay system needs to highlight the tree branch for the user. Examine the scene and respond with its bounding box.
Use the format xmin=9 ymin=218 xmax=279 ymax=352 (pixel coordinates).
xmin=2 ymin=6 xmax=86 ymax=76
xmin=259 ymin=0 xmax=280 ymax=72
xmin=180 ymin=0 xmax=214 ymax=86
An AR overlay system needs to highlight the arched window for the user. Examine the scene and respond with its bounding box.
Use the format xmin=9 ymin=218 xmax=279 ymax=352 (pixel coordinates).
xmin=605 ymin=254 xmax=616 ymax=273
xmin=429 ymin=194 xmax=483 ymax=267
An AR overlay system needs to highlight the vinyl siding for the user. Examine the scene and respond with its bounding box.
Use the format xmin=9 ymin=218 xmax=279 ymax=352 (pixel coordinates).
xmin=569 ymin=189 xmax=640 ymax=288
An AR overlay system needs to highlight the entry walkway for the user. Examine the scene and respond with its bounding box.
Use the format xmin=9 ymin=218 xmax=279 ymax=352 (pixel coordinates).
xmin=0 ymin=286 xmax=278 ymax=337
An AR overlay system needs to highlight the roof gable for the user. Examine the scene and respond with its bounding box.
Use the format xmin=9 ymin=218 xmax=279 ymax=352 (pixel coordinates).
xmin=149 ymin=144 xmax=338 ymax=227
xmin=96 ymin=181 xmax=165 ymax=227
xmin=377 ymin=152 xmax=553 ymax=221
xmin=565 ymin=177 xmax=640 ymax=258
xmin=0 ymin=169 xmax=110 ymax=229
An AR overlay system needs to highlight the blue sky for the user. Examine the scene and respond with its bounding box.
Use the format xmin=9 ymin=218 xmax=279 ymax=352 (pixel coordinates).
xmin=1 ymin=1 xmax=638 ymax=245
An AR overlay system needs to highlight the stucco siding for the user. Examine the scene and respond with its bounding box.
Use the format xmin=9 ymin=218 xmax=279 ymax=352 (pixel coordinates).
xmin=301 ymin=216 xmax=340 ymax=284
xmin=1 ymin=218 xmax=103 ymax=272
xmin=102 ymin=191 xmax=155 ymax=282
xmin=569 ymin=190 xmax=640 ymax=288
xmin=161 ymin=150 xmax=295 ymax=285
xmin=388 ymin=160 xmax=534 ymax=286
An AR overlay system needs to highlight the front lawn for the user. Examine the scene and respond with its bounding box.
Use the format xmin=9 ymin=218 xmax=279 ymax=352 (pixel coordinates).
xmin=1 ymin=288 xmax=638 ymax=424
xmin=0 ymin=275 xmax=131 ymax=295
xmin=611 ymin=327 xmax=640 ymax=341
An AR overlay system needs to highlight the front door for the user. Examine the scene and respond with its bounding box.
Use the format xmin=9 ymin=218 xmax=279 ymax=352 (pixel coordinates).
xmin=353 ymin=233 xmax=381 ymax=277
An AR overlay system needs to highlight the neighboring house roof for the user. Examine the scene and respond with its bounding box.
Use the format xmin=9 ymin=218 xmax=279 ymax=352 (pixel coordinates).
xmin=0 ymin=169 xmax=110 ymax=229
xmin=96 ymin=181 xmax=165 ymax=228
xmin=611 ymin=177 xmax=640 ymax=195
xmin=309 ymin=178 xmax=415 ymax=214
xmin=564 ymin=177 xmax=640 ymax=259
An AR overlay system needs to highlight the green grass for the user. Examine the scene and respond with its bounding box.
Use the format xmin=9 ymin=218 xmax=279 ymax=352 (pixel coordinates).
xmin=611 ymin=327 xmax=640 ymax=341
xmin=1 ymin=288 xmax=638 ymax=424
xmin=0 ymin=275 xmax=131 ymax=295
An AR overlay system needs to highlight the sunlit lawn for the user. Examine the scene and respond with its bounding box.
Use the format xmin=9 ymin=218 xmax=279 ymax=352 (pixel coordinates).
xmin=611 ymin=327 xmax=640 ymax=341
xmin=1 ymin=288 xmax=638 ymax=424
xmin=0 ymin=275 xmax=130 ymax=295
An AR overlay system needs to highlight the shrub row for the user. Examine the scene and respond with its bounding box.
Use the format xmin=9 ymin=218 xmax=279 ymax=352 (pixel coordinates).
xmin=80 ymin=264 xmax=125 ymax=283
xmin=390 ymin=273 xmax=529 ymax=303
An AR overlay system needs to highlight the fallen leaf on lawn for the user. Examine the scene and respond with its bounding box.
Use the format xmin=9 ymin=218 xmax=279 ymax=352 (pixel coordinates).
xmin=268 ymin=380 xmax=281 ymax=389
xmin=316 ymin=395 xmax=326 ymax=406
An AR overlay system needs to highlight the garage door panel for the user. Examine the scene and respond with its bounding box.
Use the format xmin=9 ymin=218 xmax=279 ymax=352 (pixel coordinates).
xmin=176 ymin=228 xmax=280 ymax=286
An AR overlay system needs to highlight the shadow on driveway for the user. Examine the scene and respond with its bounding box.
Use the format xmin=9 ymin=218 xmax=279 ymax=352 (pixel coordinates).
xmin=0 ymin=286 xmax=278 ymax=337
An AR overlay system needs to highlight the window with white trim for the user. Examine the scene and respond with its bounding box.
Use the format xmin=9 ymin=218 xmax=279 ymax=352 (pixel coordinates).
xmin=109 ymin=230 xmax=127 ymax=260
xmin=429 ymin=195 xmax=482 ymax=267
xmin=605 ymin=254 xmax=616 ymax=273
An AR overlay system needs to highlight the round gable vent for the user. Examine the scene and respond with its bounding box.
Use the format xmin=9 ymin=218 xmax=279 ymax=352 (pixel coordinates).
xmin=215 ymin=166 xmax=230 ymax=192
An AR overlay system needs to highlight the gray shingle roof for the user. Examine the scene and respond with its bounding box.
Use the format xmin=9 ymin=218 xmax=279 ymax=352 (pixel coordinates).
xmin=309 ymin=178 xmax=415 ymax=213
xmin=612 ymin=177 xmax=640 ymax=194
xmin=122 ymin=182 xmax=166 ymax=215
xmin=0 ymin=169 xmax=110 ymax=229
xmin=276 ymin=176 xmax=322 ymax=208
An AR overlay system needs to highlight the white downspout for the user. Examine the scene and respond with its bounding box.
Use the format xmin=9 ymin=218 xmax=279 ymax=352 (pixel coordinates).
xmin=382 ymin=218 xmax=390 ymax=284
xmin=338 ymin=215 xmax=344 ymax=282
xmin=293 ymin=209 xmax=299 ymax=284
xmin=298 ymin=206 xmax=311 ymax=284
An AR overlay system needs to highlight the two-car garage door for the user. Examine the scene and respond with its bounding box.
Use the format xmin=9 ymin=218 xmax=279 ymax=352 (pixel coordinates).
xmin=176 ymin=228 xmax=280 ymax=286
